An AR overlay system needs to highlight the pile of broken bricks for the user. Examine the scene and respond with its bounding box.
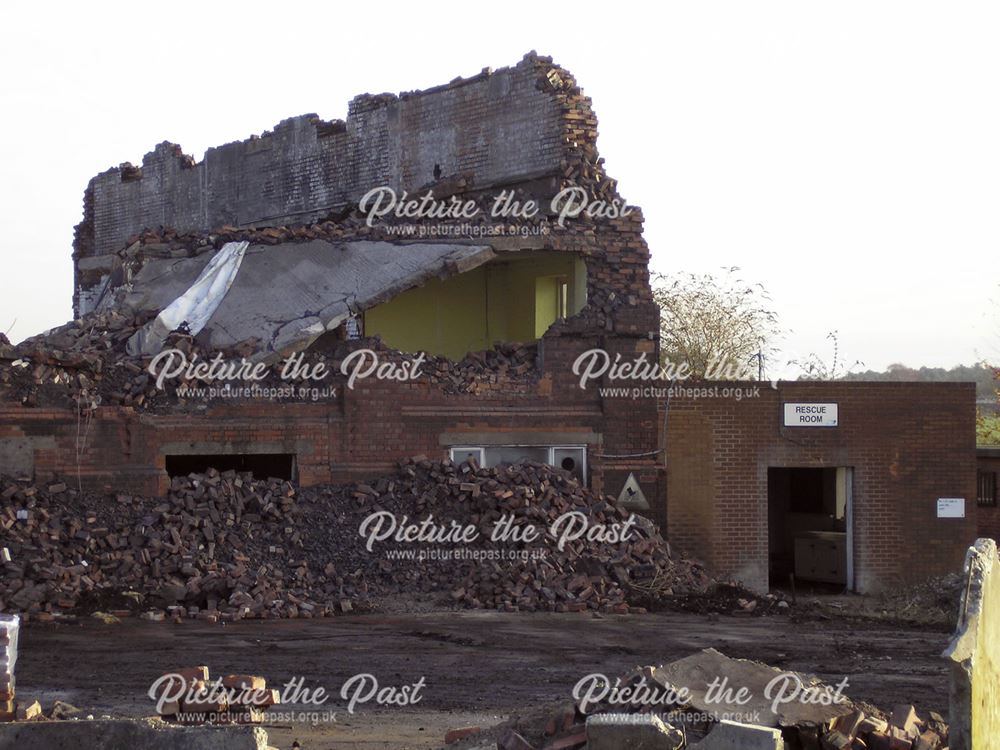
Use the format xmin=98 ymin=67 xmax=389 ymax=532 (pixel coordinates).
xmin=1 ymin=459 xmax=715 ymax=621
xmin=819 ymin=704 xmax=949 ymax=750
xmin=1 ymin=309 xmax=542 ymax=410
xmin=483 ymin=704 xmax=950 ymax=750
xmin=151 ymin=666 xmax=281 ymax=725
xmin=0 ymin=470 xmax=348 ymax=621
xmin=447 ymin=648 xmax=950 ymax=750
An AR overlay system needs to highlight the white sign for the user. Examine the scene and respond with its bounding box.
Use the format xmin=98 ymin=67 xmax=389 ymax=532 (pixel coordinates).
xmin=783 ymin=403 xmax=839 ymax=427
xmin=936 ymin=498 xmax=965 ymax=519
xmin=617 ymin=472 xmax=649 ymax=510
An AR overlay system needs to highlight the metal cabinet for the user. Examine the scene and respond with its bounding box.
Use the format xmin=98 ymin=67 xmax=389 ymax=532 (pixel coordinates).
xmin=794 ymin=532 xmax=846 ymax=585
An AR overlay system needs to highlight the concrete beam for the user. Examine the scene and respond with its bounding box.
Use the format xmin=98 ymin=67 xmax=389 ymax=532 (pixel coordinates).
xmin=689 ymin=719 xmax=784 ymax=750
xmin=586 ymin=713 xmax=684 ymax=749
xmin=942 ymin=537 xmax=1000 ymax=750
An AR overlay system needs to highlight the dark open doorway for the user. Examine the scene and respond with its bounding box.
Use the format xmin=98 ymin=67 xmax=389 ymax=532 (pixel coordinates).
xmin=768 ymin=467 xmax=851 ymax=590
xmin=165 ymin=453 xmax=296 ymax=481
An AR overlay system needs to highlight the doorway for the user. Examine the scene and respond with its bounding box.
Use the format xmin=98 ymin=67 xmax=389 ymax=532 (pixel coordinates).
xmin=768 ymin=466 xmax=853 ymax=591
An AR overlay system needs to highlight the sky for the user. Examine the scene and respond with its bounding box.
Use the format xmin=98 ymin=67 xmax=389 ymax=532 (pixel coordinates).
xmin=1 ymin=2 xmax=997 ymax=376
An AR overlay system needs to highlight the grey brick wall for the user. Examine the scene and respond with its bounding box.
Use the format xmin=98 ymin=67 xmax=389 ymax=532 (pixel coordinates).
xmin=74 ymin=55 xmax=572 ymax=314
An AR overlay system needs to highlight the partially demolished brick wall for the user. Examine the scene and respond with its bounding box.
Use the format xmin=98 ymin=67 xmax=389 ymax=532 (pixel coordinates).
xmin=73 ymin=52 xmax=615 ymax=315
xmin=0 ymin=246 xmax=660 ymax=505
xmin=4 ymin=53 xmax=664 ymax=529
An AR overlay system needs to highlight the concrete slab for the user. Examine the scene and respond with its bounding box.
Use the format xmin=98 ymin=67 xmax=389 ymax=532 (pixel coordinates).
xmin=0 ymin=718 xmax=269 ymax=750
xmin=942 ymin=538 xmax=1000 ymax=750
xmin=122 ymin=240 xmax=494 ymax=357
xmin=586 ymin=713 xmax=684 ymax=749
xmin=689 ymin=719 xmax=784 ymax=750
xmin=653 ymin=648 xmax=852 ymax=728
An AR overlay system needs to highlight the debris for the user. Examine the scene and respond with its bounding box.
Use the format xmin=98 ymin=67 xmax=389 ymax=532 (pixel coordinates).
xmin=586 ymin=713 xmax=684 ymax=749
xmin=0 ymin=459 xmax=710 ymax=619
xmin=0 ymin=615 xmax=18 ymax=722
xmin=689 ymin=719 xmax=783 ymax=749
xmin=15 ymin=700 xmax=41 ymax=721
xmin=152 ymin=666 xmax=279 ymax=725
xmin=650 ymin=649 xmax=852 ymax=728
xmin=445 ymin=726 xmax=482 ymax=744
xmin=480 ymin=648 xmax=949 ymax=750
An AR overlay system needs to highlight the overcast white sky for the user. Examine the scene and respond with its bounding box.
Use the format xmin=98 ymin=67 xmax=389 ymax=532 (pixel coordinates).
xmin=1 ymin=2 xmax=997 ymax=375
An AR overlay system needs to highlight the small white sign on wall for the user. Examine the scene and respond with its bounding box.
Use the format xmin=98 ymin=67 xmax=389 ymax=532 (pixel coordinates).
xmin=783 ymin=403 xmax=839 ymax=427
xmin=937 ymin=498 xmax=965 ymax=518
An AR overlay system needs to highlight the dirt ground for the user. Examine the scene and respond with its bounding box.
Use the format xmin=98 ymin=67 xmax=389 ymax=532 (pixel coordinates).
xmin=14 ymin=609 xmax=952 ymax=750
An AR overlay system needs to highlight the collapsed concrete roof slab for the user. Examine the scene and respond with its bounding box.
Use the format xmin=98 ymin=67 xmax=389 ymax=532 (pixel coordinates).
xmin=654 ymin=648 xmax=854 ymax=729
xmin=123 ymin=240 xmax=494 ymax=358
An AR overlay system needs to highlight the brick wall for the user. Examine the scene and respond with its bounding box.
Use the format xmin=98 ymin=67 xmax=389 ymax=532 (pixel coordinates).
xmin=72 ymin=53 xmax=598 ymax=315
xmin=0 ymin=335 xmax=660 ymax=506
xmin=664 ymin=382 xmax=978 ymax=593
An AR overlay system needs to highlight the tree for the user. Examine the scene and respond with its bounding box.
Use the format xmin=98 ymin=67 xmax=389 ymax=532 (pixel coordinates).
xmin=977 ymin=286 xmax=1000 ymax=446
xmin=789 ymin=331 xmax=864 ymax=381
xmin=652 ymin=268 xmax=780 ymax=380
xmin=978 ymin=365 xmax=1000 ymax=446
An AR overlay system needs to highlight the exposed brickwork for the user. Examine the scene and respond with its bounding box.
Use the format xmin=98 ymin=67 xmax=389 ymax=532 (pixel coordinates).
xmin=72 ymin=52 xmax=619 ymax=316
xmin=0 ymin=343 xmax=657 ymax=507
xmin=664 ymin=382 xmax=978 ymax=593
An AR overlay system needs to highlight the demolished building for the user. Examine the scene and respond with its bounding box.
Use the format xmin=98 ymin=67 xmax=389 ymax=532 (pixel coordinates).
xmin=0 ymin=52 xmax=982 ymax=596
xmin=5 ymin=52 xmax=663 ymax=521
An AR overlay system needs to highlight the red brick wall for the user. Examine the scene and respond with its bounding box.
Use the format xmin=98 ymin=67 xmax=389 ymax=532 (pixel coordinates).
xmin=977 ymin=452 xmax=1000 ymax=542
xmin=664 ymin=382 xmax=978 ymax=593
xmin=0 ymin=361 xmax=659 ymax=502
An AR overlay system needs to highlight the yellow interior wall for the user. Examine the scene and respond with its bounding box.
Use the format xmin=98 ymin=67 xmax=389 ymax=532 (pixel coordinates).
xmin=364 ymin=252 xmax=587 ymax=359
xmin=534 ymin=276 xmax=560 ymax=339
xmin=364 ymin=268 xmax=489 ymax=359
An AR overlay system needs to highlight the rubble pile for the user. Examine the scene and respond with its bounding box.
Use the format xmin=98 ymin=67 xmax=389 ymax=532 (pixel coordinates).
xmin=312 ymin=457 xmax=711 ymax=613
xmin=872 ymin=572 xmax=965 ymax=628
xmin=490 ymin=701 xmax=951 ymax=750
xmin=1 ymin=308 xmax=153 ymax=408
xmin=470 ymin=649 xmax=951 ymax=750
xmin=0 ymin=312 xmax=540 ymax=409
xmin=0 ymin=471 xmax=355 ymax=620
xmin=422 ymin=342 xmax=538 ymax=395
xmin=151 ymin=666 xmax=281 ymax=725
xmin=0 ymin=459 xmax=712 ymax=621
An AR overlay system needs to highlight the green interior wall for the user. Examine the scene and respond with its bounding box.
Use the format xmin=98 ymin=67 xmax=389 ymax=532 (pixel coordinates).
xmin=364 ymin=252 xmax=586 ymax=359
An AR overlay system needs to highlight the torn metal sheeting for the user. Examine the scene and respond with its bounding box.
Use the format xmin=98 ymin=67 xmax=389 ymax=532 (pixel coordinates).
xmin=127 ymin=241 xmax=248 ymax=356
xmin=120 ymin=241 xmax=495 ymax=358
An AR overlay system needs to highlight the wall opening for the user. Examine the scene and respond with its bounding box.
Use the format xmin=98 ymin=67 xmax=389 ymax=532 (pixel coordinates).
xmin=165 ymin=453 xmax=296 ymax=481
xmin=449 ymin=445 xmax=587 ymax=485
xmin=364 ymin=251 xmax=587 ymax=360
xmin=767 ymin=466 xmax=852 ymax=591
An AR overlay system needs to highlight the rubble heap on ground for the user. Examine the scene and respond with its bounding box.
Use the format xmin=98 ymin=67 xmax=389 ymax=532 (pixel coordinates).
xmin=150 ymin=665 xmax=281 ymax=725
xmin=0 ymin=459 xmax=711 ymax=621
xmin=0 ymin=471 xmax=332 ymax=620
xmin=463 ymin=649 xmax=951 ymax=750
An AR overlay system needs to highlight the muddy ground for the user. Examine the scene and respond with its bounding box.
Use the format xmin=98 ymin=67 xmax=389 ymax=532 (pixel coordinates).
xmin=14 ymin=609 xmax=951 ymax=749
